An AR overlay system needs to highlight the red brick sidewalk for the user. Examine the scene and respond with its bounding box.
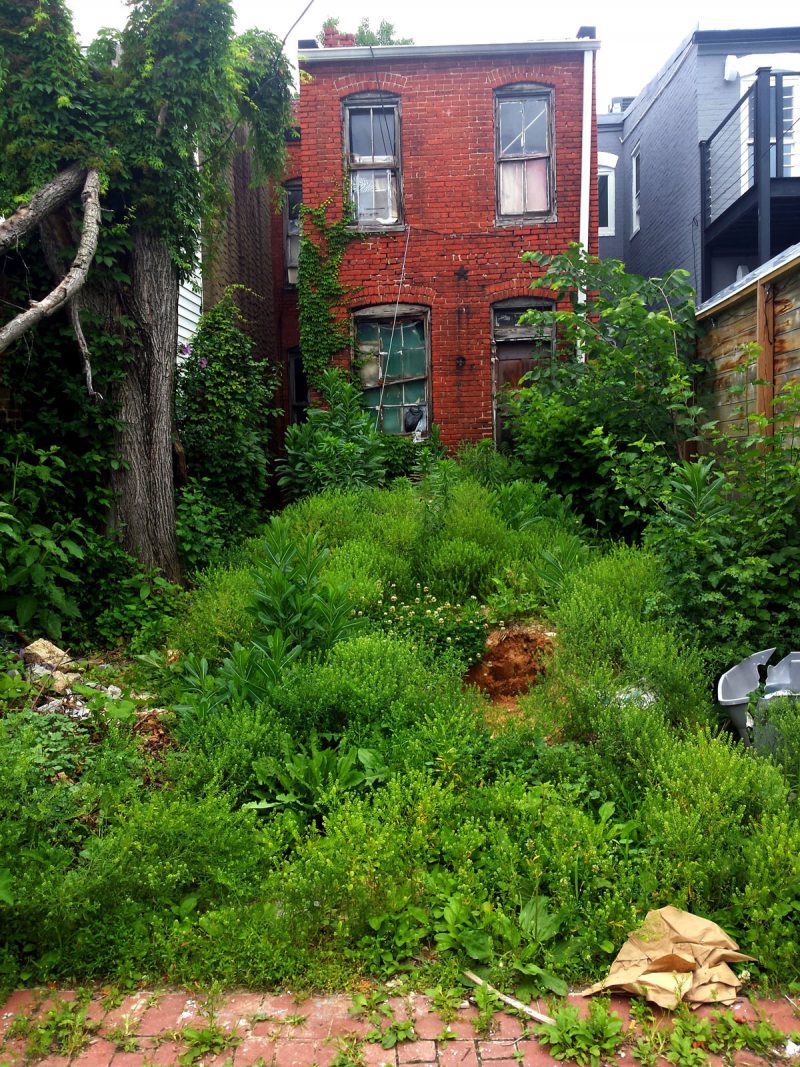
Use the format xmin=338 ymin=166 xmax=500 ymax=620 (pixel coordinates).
xmin=1 ymin=988 xmax=798 ymax=1067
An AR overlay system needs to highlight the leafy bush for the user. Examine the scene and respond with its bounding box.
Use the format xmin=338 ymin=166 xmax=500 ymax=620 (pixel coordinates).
xmin=504 ymin=247 xmax=698 ymax=536
xmin=176 ymin=290 xmax=279 ymax=531
xmin=175 ymin=478 xmax=228 ymax=572
xmin=644 ymin=407 xmax=800 ymax=669
xmin=376 ymin=584 xmax=488 ymax=666
xmin=168 ymin=563 xmax=258 ymax=662
xmin=0 ymin=437 xmax=85 ymax=639
xmin=251 ymin=517 xmax=362 ymax=653
xmin=278 ymin=370 xmax=387 ymax=500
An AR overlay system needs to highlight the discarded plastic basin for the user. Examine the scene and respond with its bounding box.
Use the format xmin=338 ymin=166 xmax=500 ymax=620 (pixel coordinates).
xmin=718 ymin=648 xmax=800 ymax=745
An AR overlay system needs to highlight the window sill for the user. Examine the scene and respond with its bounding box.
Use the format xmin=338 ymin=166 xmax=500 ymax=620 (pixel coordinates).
xmin=347 ymin=223 xmax=407 ymax=234
xmin=599 ymin=228 xmax=615 ymax=238
xmin=494 ymin=213 xmax=558 ymax=228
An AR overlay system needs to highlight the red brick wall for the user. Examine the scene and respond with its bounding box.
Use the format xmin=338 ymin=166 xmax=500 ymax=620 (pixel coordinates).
xmin=204 ymin=127 xmax=276 ymax=364
xmin=296 ymin=49 xmax=598 ymax=447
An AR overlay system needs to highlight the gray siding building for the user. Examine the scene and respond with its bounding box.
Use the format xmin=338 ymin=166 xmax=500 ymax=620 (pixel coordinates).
xmin=598 ymin=28 xmax=800 ymax=299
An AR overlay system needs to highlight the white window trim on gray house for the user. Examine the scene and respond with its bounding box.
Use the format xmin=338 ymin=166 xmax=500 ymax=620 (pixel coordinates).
xmin=631 ymin=144 xmax=641 ymax=236
xmin=598 ymin=150 xmax=617 ymax=237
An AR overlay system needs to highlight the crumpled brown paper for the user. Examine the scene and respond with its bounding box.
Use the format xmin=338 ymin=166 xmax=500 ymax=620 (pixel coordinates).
xmin=580 ymin=906 xmax=754 ymax=1010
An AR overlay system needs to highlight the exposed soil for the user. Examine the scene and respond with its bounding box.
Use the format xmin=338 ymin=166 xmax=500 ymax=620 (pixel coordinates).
xmin=132 ymin=708 xmax=174 ymax=758
xmin=465 ymin=625 xmax=553 ymax=705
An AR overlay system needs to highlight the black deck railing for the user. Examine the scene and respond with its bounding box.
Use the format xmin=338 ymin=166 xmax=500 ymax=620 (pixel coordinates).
xmin=702 ymin=70 xmax=800 ymax=227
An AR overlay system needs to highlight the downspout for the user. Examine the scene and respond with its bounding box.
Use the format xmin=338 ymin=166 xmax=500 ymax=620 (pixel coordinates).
xmin=577 ymin=46 xmax=594 ymax=360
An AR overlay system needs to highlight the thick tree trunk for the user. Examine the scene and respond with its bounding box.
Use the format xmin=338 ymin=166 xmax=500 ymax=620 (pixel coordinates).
xmin=109 ymin=230 xmax=181 ymax=581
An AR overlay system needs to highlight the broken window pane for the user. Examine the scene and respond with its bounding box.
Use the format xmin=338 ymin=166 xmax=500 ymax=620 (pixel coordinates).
xmin=496 ymin=90 xmax=551 ymax=218
xmin=352 ymin=169 xmax=398 ymax=224
xmin=356 ymin=313 xmax=429 ymax=435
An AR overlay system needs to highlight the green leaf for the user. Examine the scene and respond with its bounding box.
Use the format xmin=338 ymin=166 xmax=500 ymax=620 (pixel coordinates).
xmin=0 ymin=869 xmax=14 ymax=906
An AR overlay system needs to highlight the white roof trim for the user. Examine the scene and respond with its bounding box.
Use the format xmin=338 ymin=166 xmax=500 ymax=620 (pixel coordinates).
xmin=300 ymin=39 xmax=600 ymax=64
xmin=696 ymin=241 xmax=800 ymax=317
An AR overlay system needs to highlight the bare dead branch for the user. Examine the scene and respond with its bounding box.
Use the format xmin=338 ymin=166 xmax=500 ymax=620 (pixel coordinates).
xmin=69 ymin=300 xmax=103 ymax=401
xmin=463 ymin=970 xmax=555 ymax=1026
xmin=0 ymin=164 xmax=87 ymax=257
xmin=0 ymin=170 xmax=101 ymax=355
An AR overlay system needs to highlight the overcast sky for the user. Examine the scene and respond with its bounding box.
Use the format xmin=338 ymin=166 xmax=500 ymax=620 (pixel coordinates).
xmin=67 ymin=0 xmax=800 ymax=110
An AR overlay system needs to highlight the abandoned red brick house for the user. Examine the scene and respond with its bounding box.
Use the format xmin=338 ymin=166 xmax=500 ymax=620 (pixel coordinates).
xmin=268 ymin=26 xmax=600 ymax=448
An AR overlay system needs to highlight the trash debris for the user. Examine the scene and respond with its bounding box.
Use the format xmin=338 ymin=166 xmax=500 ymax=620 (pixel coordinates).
xmin=22 ymin=638 xmax=73 ymax=670
xmin=786 ymin=1038 xmax=800 ymax=1057
xmin=718 ymin=649 xmax=800 ymax=745
xmin=579 ymin=906 xmax=753 ymax=1010
xmin=28 ymin=663 xmax=82 ymax=694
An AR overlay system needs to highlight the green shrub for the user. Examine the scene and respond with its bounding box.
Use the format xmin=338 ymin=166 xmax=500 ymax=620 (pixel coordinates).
xmin=278 ymin=370 xmax=387 ymax=500
xmin=504 ymin=247 xmax=697 ymax=537
xmin=638 ymin=732 xmax=788 ymax=909
xmin=176 ymin=290 xmax=279 ymax=530
xmin=175 ymin=477 xmax=228 ymax=572
xmin=274 ymin=633 xmax=458 ymax=739
xmin=171 ymin=700 xmax=293 ymax=804
xmin=731 ymin=812 xmax=800 ymax=976
xmin=753 ymin=696 xmax=800 ymax=790
xmin=250 ymin=517 xmax=363 ymax=654
xmin=456 ymin=440 xmax=527 ymax=487
xmin=283 ymin=488 xmax=373 ymax=546
xmin=168 ymin=564 xmax=258 ymax=662
xmin=0 ymin=437 xmax=85 ymax=640
xmin=425 ymin=538 xmax=498 ymax=602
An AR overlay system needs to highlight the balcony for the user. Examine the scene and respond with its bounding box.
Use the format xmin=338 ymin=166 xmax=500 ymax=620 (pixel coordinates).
xmin=701 ymin=68 xmax=800 ymax=299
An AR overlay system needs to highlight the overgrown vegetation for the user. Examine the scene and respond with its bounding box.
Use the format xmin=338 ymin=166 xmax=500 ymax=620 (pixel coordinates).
xmin=2 ymin=246 xmax=800 ymax=1012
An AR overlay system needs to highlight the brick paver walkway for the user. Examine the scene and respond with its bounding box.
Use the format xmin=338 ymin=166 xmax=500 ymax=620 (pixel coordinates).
xmin=1 ymin=988 xmax=798 ymax=1067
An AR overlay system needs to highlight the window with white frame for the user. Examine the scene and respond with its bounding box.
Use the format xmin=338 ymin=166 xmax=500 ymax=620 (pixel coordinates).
xmin=284 ymin=179 xmax=302 ymax=286
xmin=631 ymin=145 xmax=641 ymax=235
xmin=495 ymin=86 xmax=554 ymax=220
xmin=354 ymin=305 xmax=429 ymax=435
xmin=598 ymin=151 xmax=617 ymax=237
xmin=344 ymin=93 xmax=402 ymax=227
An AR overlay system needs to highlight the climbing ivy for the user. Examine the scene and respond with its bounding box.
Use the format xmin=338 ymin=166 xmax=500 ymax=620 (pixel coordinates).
xmin=297 ymin=199 xmax=359 ymax=387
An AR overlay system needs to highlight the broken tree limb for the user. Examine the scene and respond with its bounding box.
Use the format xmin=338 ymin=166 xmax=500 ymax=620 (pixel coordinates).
xmin=69 ymin=300 xmax=103 ymax=401
xmin=0 ymin=169 xmax=101 ymax=355
xmin=0 ymin=164 xmax=87 ymax=257
xmin=463 ymin=970 xmax=555 ymax=1026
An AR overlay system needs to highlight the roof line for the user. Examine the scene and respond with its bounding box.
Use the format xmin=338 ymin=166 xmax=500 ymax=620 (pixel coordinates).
xmin=299 ymin=40 xmax=600 ymax=64
xmin=696 ymin=242 xmax=800 ymax=318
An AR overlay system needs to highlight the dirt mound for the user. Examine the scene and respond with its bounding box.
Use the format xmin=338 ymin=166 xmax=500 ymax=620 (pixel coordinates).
xmin=465 ymin=625 xmax=553 ymax=700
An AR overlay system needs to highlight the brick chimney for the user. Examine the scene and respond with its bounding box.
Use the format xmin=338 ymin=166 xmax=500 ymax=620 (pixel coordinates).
xmin=323 ymin=24 xmax=356 ymax=48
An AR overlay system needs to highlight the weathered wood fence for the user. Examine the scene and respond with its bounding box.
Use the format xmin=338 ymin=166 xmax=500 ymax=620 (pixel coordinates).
xmin=696 ymin=246 xmax=800 ymax=434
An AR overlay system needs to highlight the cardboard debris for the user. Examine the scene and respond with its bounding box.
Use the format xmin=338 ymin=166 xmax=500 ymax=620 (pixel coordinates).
xmin=580 ymin=906 xmax=753 ymax=1010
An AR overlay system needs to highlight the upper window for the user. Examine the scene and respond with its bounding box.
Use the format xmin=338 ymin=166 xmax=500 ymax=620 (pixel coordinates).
xmin=631 ymin=145 xmax=641 ymax=235
xmin=354 ymin=305 xmax=429 ymax=435
xmin=495 ymin=87 xmax=554 ymax=221
xmin=284 ymin=179 xmax=302 ymax=287
xmin=344 ymin=94 xmax=402 ymax=227
xmin=598 ymin=151 xmax=617 ymax=238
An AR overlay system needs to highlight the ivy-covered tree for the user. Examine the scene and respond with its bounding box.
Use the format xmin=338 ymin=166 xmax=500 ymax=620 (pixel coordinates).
xmin=0 ymin=0 xmax=292 ymax=579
